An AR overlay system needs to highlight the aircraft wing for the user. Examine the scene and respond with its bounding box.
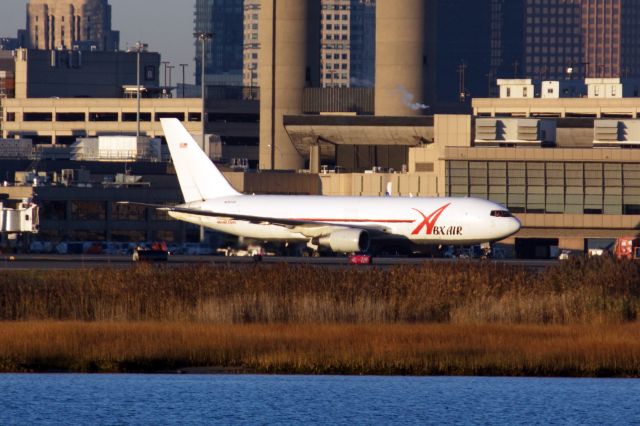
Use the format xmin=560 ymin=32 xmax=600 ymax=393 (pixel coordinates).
xmin=117 ymin=202 xmax=393 ymax=236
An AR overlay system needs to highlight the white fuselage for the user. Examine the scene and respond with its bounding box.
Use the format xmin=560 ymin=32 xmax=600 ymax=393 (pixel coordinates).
xmin=169 ymin=195 xmax=521 ymax=246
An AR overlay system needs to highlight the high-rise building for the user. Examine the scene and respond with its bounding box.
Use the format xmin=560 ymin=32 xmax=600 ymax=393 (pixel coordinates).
xmin=321 ymin=0 xmax=351 ymax=87
xmin=348 ymin=0 xmax=375 ymax=86
xmin=25 ymin=0 xmax=119 ymax=51
xmin=523 ymin=0 xmax=640 ymax=80
xmin=489 ymin=0 xmax=525 ymax=83
xmin=204 ymin=0 xmax=374 ymax=89
xmin=582 ymin=0 xmax=640 ymax=78
xmin=320 ymin=0 xmax=375 ymax=88
xmin=194 ymin=0 xmax=244 ymax=86
xmin=0 ymin=38 xmax=22 ymax=51
xmin=420 ymin=0 xmax=528 ymax=107
xmin=242 ymin=0 xmax=260 ymax=90
xmin=426 ymin=0 xmax=517 ymax=106
xmin=523 ymin=0 xmax=582 ymax=80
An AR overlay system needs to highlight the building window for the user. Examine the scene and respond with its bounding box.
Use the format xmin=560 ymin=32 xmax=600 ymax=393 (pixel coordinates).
xmin=155 ymin=112 xmax=185 ymax=122
xmin=56 ymin=112 xmax=86 ymax=122
xmin=112 ymin=203 xmax=146 ymax=221
xmin=24 ymin=112 xmax=53 ymax=122
xmin=144 ymin=66 xmax=156 ymax=82
xmin=122 ymin=112 xmax=151 ymax=122
xmin=89 ymin=113 xmax=118 ymax=122
xmin=70 ymin=201 xmax=106 ymax=221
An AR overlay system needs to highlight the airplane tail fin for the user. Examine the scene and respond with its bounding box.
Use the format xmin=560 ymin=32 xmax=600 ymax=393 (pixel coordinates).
xmin=161 ymin=118 xmax=240 ymax=203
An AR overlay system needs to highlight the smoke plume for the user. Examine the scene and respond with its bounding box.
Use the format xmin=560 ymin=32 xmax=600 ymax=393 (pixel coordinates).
xmin=396 ymin=85 xmax=429 ymax=111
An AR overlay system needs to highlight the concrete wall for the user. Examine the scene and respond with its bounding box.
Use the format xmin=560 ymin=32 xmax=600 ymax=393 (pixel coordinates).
xmin=319 ymin=172 xmax=438 ymax=197
xmin=375 ymin=0 xmax=425 ymax=116
xmin=473 ymin=97 xmax=640 ymax=118
xmin=555 ymin=128 xmax=593 ymax=148
xmin=512 ymin=214 xmax=640 ymax=239
xmin=1 ymin=98 xmax=201 ymax=142
xmin=224 ymin=170 xmax=438 ymax=197
xmin=498 ymin=80 xmax=535 ymax=99
xmin=1 ymin=97 xmax=258 ymax=148
xmin=223 ymin=171 xmax=321 ymax=195
xmin=258 ymin=0 xmax=308 ymax=171
xmin=425 ymin=114 xmax=472 ymax=196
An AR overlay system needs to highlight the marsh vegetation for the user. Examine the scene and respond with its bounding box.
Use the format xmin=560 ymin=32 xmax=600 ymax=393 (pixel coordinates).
xmin=1 ymin=258 xmax=639 ymax=375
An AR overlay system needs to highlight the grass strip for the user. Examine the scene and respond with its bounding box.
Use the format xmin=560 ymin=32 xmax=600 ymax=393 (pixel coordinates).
xmin=0 ymin=258 xmax=638 ymax=325
xmin=1 ymin=322 xmax=639 ymax=376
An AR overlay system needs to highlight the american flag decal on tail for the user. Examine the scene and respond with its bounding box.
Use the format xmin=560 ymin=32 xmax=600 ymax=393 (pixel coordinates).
xmin=180 ymin=142 xmax=188 ymax=149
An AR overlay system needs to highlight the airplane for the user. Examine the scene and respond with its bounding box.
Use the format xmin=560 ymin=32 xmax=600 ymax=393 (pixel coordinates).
xmin=121 ymin=118 xmax=521 ymax=256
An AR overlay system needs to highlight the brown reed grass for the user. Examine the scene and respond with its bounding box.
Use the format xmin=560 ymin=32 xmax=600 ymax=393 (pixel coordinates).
xmin=1 ymin=321 xmax=639 ymax=376
xmin=0 ymin=257 xmax=638 ymax=325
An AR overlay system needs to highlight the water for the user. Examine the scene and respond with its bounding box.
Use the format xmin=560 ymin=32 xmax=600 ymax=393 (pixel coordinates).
xmin=1 ymin=375 xmax=639 ymax=425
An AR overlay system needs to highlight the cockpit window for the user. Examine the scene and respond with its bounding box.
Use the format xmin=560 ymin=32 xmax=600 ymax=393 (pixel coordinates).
xmin=490 ymin=210 xmax=512 ymax=218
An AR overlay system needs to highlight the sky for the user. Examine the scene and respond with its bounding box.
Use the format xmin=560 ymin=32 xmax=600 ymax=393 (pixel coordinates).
xmin=0 ymin=0 xmax=196 ymax=83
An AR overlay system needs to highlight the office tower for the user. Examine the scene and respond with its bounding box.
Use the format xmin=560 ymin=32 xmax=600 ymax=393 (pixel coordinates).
xmin=489 ymin=0 xmax=525 ymax=82
xmin=582 ymin=0 xmax=640 ymax=78
xmin=26 ymin=0 xmax=119 ymax=51
xmin=426 ymin=0 xmax=505 ymax=105
xmin=523 ymin=0 xmax=582 ymax=80
xmin=523 ymin=0 xmax=640 ymax=80
xmin=242 ymin=0 xmax=260 ymax=89
xmin=320 ymin=0 xmax=375 ymax=88
xmin=0 ymin=38 xmax=21 ymax=51
xmin=349 ymin=0 xmax=376 ymax=86
xmin=321 ymin=0 xmax=351 ymax=87
xmin=421 ymin=0 xmax=528 ymax=106
xmin=194 ymin=0 xmax=244 ymax=86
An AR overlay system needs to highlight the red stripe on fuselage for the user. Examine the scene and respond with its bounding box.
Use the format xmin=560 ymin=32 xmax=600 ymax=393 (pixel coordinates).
xmin=290 ymin=218 xmax=414 ymax=223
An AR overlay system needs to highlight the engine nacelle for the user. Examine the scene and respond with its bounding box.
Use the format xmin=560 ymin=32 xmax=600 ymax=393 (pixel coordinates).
xmin=318 ymin=229 xmax=370 ymax=253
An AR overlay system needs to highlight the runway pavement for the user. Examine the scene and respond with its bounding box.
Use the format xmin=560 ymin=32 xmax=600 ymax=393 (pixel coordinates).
xmin=0 ymin=254 xmax=557 ymax=270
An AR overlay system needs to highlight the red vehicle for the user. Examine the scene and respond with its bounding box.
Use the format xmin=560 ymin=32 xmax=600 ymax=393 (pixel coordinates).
xmin=348 ymin=254 xmax=372 ymax=265
xmin=132 ymin=241 xmax=169 ymax=262
xmin=614 ymin=237 xmax=640 ymax=260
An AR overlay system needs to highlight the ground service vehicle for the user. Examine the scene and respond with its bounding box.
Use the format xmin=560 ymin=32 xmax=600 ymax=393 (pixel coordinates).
xmin=348 ymin=254 xmax=373 ymax=265
xmin=132 ymin=241 xmax=169 ymax=262
xmin=614 ymin=237 xmax=640 ymax=260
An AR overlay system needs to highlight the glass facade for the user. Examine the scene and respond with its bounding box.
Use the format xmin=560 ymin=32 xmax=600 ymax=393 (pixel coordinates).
xmin=429 ymin=0 xmax=518 ymax=102
xmin=523 ymin=0 xmax=640 ymax=80
xmin=194 ymin=0 xmax=244 ymax=86
xmin=348 ymin=0 xmax=376 ymax=87
xmin=446 ymin=160 xmax=640 ymax=215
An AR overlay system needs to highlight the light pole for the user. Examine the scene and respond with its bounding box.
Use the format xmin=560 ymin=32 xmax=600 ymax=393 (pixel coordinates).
xmin=161 ymin=61 xmax=170 ymax=96
xmin=179 ymin=64 xmax=188 ymax=98
xmin=133 ymin=41 xmax=148 ymax=144
xmin=194 ymin=31 xmax=213 ymax=154
xmin=194 ymin=31 xmax=213 ymax=244
xmin=457 ymin=61 xmax=467 ymax=103
xmin=167 ymin=65 xmax=175 ymax=98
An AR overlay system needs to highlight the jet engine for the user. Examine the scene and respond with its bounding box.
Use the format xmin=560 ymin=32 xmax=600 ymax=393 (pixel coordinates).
xmin=318 ymin=229 xmax=370 ymax=253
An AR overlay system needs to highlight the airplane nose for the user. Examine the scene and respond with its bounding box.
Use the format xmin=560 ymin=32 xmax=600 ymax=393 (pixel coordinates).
xmin=507 ymin=217 xmax=521 ymax=236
